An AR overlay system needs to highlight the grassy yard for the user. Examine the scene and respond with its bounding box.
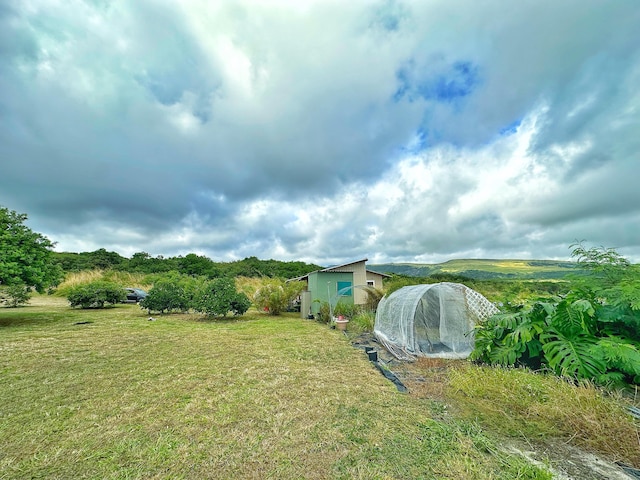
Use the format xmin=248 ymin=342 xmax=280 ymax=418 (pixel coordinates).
xmin=0 ymin=296 xmax=551 ymax=479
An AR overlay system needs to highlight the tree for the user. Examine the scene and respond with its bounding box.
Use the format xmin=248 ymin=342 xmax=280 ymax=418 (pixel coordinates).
xmin=177 ymin=253 xmax=220 ymax=277
xmin=0 ymin=206 xmax=63 ymax=292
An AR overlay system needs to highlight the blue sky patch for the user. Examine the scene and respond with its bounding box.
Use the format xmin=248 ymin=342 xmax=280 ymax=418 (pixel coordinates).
xmin=499 ymin=118 xmax=522 ymax=135
xmin=393 ymin=60 xmax=480 ymax=103
xmin=402 ymin=128 xmax=429 ymax=153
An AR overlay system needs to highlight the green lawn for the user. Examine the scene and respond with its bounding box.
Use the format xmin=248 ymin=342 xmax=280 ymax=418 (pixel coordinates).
xmin=0 ymin=296 xmax=550 ymax=479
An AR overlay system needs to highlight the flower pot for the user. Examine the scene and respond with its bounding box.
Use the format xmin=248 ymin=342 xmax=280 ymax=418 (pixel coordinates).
xmin=335 ymin=319 xmax=349 ymax=331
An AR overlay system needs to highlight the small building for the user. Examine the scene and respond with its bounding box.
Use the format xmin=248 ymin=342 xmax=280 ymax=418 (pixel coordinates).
xmin=290 ymin=258 xmax=390 ymax=318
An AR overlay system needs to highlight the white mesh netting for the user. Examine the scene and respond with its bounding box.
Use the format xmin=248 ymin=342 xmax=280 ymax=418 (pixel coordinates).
xmin=374 ymin=282 xmax=499 ymax=361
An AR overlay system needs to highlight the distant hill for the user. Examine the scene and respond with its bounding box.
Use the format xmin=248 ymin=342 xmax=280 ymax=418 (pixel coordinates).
xmin=369 ymin=259 xmax=581 ymax=280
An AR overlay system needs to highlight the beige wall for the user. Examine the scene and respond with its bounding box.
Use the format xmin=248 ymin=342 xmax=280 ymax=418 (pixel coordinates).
xmin=327 ymin=260 xmax=368 ymax=305
xmin=365 ymin=271 xmax=387 ymax=289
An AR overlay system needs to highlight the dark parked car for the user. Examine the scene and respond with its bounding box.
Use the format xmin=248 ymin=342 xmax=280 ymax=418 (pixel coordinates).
xmin=124 ymin=288 xmax=147 ymax=303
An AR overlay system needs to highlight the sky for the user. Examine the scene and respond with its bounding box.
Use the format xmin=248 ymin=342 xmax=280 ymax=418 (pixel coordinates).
xmin=1 ymin=0 xmax=640 ymax=266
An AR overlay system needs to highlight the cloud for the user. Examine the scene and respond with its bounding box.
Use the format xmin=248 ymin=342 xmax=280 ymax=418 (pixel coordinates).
xmin=1 ymin=0 xmax=639 ymax=264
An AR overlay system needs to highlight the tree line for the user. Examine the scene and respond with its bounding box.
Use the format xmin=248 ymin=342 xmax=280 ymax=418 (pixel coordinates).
xmin=52 ymin=250 xmax=322 ymax=279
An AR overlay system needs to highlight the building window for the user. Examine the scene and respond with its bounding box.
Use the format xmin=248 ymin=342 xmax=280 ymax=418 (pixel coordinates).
xmin=337 ymin=281 xmax=352 ymax=296
xmin=367 ymin=280 xmax=375 ymax=287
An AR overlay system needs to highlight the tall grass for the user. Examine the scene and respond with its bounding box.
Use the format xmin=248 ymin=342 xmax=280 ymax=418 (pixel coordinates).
xmin=54 ymin=270 xmax=151 ymax=297
xmin=235 ymin=275 xmax=264 ymax=298
xmin=446 ymin=364 xmax=640 ymax=467
xmin=348 ymin=311 xmax=376 ymax=333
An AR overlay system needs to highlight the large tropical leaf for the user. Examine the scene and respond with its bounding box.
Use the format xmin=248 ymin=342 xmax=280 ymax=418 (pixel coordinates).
xmin=550 ymin=298 xmax=596 ymax=336
xmin=593 ymin=337 xmax=640 ymax=379
xmin=540 ymin=328 xmax=605 ymax=379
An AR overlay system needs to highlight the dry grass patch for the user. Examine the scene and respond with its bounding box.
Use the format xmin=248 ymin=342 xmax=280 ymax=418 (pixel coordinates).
xmin=404 ymin=361 xmax=640 ymax=469
xmin=447 ymin=364 xmax=640 ymax=464
xmin=54 ymin=270 xmax=150 ymax=297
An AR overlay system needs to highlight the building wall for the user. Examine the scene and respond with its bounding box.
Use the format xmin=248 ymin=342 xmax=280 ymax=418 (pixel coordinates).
xmin=366 ymin=271 xmax=387 ymax=289
xmin=327 ymin=260 xmax=368 ymax=305
xmin=308 ymin=271 xmax=354 ymax=315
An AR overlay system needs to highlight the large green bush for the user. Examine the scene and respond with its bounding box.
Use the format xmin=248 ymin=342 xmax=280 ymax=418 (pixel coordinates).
xmin=140 ymin=276 xmax=191 ymax=314
xmin=192 ymin=277 xmax=250 ymax=317
xmin=472 ymin=243 xmax=640 ymax=386
xmin=67 ymin=281 xmax=126 ymax=308
xmin=140 ymin=275 xmax=251 ymax=317
xmin=230 ymin=292 xmax=251 ymax=316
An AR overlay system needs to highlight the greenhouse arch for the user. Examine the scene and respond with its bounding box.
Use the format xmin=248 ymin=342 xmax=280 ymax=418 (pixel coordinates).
xmin=374 ymin=282 xmax=498 ymax=361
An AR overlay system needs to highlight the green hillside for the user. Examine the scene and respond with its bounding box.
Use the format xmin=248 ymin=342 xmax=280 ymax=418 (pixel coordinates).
xmin=369 ymin=259 xmax=580 ymax=280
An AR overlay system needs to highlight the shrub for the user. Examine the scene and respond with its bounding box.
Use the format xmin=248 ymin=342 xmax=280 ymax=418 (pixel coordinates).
xmin=67 ymin=281 xmax=126 ymax=308
xmin=54 ymin=270 xmax=105 ymax=297
xmin=192 ymin=277 xmax=244 ymax=317
xmin=192 ymin=278 xmax=237 ymax=317
xmin=230 ymin=292 xmax=251 ymax=316
xmin=140 ymin=277 xmax=191 ymax=314
xmin=315 ymin=301 xmax=331 ymax=324
xmin=0 ymin=284 xmax=31 ymax=307
xmin=253 ymin=279 xmax=305 ymax=315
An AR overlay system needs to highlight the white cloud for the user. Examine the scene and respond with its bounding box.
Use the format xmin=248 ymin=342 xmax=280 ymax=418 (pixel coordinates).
xmin=2 ymin=0 xmax=640 ymax=264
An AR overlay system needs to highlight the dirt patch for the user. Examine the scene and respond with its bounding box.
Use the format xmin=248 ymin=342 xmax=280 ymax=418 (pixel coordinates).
xmin=505 ymin=439 xmax=638 ymax=480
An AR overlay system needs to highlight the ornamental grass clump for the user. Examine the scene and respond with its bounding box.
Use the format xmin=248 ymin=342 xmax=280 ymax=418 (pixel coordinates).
xmin=253 ymin=279 xmax=304 ymax=315
xmin=349 ymin=311 xmax=376 ymax=333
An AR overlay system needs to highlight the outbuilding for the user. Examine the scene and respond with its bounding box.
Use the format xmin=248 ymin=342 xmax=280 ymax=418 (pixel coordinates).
xmin=291 ymin=258 xmax=390 ymax=318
